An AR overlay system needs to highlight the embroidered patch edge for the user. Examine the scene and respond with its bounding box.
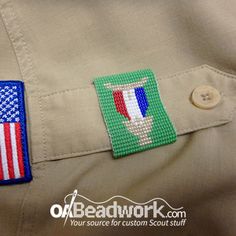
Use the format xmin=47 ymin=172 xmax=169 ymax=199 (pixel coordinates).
xmin=0 ymin=81 xmax=32 ymax=185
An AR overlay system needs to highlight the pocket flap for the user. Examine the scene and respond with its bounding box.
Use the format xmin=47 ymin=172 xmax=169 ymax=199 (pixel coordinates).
xmin=28 ymin=65 xmax=236 ymax=163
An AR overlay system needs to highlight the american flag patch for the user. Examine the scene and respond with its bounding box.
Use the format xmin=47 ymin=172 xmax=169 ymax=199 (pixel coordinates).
xmin=0 ymin=81 xmax=32 ymax=184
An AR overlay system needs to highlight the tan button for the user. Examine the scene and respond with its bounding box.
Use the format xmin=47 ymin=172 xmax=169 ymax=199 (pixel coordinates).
xmin=191 ymin=85 xmax=221 ymax=109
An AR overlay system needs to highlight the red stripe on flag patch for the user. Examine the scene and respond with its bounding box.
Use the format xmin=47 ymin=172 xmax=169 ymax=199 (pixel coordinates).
xmin=0 ymin=151 xmax=3 ymax=180
xmin=4 ymin=123 xmax=15 ymax=179
xmin=15 ymin=122 xmax=24 ymax=177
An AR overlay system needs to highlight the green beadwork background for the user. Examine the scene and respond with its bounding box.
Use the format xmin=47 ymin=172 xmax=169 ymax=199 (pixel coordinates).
xmin=94 ymin=69 xmax=176 ymax=158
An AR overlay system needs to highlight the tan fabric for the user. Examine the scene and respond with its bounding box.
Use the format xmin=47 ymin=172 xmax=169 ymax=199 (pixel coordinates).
xmin=0 ymin=0 xmax=236 ymax=235
xmin=31 ymin=65 xmax=236 ymax=162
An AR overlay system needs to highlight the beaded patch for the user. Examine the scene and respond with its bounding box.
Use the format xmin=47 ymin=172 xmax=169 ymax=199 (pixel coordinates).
xmin=94 ymin=69 xmax=177 ymax=158
xmin=0 ymin=81 xmax=32 ymax=184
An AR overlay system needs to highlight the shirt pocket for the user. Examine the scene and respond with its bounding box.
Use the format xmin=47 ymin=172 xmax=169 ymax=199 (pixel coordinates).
xmin=28 ymin=65 xmax=236 ymax=163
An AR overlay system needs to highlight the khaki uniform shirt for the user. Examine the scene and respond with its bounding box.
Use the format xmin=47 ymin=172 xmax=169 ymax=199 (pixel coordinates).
xmin=0 ymin=1 xmax=236 ymax=235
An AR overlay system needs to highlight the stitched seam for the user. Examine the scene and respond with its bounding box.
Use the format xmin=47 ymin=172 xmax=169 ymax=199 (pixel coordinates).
xmin=31 ymin=66 xmax=206 ymax=99
xmin=0 ymin=1 xmax=36 ymax=83
xmin=38 ymin=66 xmax=207 ymax=99
xmin=0 ymin=10 xmax=23 ymax=79
xmin=41 ymin=109 xmax=234 ymax=160
xmin=177 ymin=117 xmax=234 ymax=135
xmin=168 ymin=66 xmax=236 ymax=134
xmin=35 ymin=64 xmax=236 ymax=100
xmin=16 ymin=184 xmax=30 ymax=236
xmin=39 ymin=96 xmax=47 ymax=160
xmin=29 ymin=163 xmax=46 ymax=236
xmin=39 ymin=115 xmax=233 ymax=160
xmin=39 ymin=146 xmax=111 ymax=161
xmin=177 ymin=92 xmax=236 ymax=135
xmin=37 ymin=65 xmax=236 ymax=160
xmin=158 ymin=64 xmax=236 ymax=82
xmin=39 ymin=98 xmax=235 ymax=159
xmin=34 ymin=106 xmax=235 ymax=161
xmin=0 ymin=8 xmax=233 ymax=162
xmin=205 ymin=65 xmax=236 ymax=81
xmin=0 ymin=1 xmax=46 ymax=162
xmin=0 ymin=6 xmax=234 ymax=161
xmin=158 ymin=65 xmax=206 ymax=81
xmin=0 ymin=3 xmax=44 ymax=235
xmin=40 ymin=86 xmax=92 ymax=99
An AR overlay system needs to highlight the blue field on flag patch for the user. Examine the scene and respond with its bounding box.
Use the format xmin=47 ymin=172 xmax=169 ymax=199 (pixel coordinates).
xmin=0 ymin=81 xmax=32 ymax=184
